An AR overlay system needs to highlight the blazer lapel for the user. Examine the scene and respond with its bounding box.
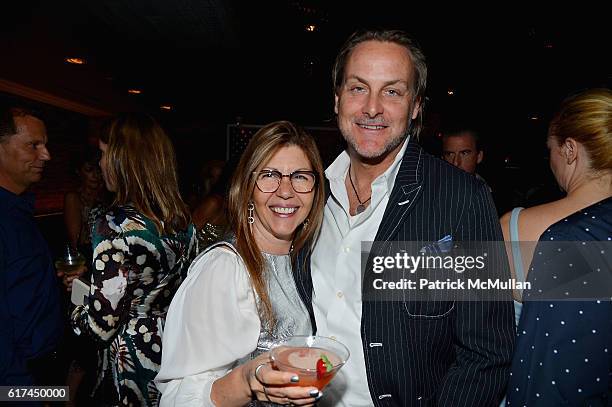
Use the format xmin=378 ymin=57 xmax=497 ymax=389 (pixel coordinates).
xmin=374 ymin=140 xmax=424 ymax=243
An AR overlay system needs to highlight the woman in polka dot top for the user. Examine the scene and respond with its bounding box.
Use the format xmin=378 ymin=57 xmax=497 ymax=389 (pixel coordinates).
xmin=503 ymin=89 xmax=612 ymax=406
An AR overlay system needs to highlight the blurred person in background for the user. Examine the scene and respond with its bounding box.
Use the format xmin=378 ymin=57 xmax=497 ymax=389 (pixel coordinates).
xmin=198 ymin=159 xmax=225 ymax=200
xmin=62 ymin=144 xmax=110 ymax=405
xmin=502 ymin=88 xmax=612 ymax=406
xmin=63 ymin=144 xmax=108 ymax=263
xmin=441 ymin=123 xmax=491 ymax=190
xmin=187 ymin=159 xmax=225 ymax=210
xmin=192 ymin=163 xmax=233 ymax=249
xmin=71 ymin=113 xmax=197 ymax=406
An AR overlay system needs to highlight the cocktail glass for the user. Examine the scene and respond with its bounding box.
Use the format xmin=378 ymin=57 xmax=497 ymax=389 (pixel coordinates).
xmin=270 ymin=335 xmax=350 ymax=389
xmin=55 ymin=244 xmax=86 ymax=276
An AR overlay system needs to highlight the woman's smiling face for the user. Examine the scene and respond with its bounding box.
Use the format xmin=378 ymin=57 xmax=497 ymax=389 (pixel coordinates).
xmin=251 ymin=145 xmax=315 ymax=252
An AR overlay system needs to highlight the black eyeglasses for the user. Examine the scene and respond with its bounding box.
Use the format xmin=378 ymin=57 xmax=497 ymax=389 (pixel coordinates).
xmin=253 ymin=170 xmax=317 ymax=193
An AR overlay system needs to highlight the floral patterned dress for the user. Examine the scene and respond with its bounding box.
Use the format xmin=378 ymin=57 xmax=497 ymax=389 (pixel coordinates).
xmin=71 ymin=205 xmax=196 ymax=406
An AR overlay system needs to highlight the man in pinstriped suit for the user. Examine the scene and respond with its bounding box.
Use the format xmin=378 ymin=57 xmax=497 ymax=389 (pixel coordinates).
xmin=293 ymin=30 xmax=515 ymax=406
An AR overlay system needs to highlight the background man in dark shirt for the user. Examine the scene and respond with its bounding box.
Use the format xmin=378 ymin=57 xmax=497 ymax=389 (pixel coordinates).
xmin=441 ymin=130 xmax=483 ymax=176
xmin=0 ymin=106 xmax=63 ymax=385
xmin=441 ymin=126 xmax=493 ymax=195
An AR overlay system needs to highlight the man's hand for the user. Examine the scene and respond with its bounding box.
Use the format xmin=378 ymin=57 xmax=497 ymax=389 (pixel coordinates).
xmin=57 ymin=265 xmax=87 ymax=291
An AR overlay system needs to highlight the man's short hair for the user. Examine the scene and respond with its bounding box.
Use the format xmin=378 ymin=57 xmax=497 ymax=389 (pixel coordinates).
xmin=440 ymin=114 xmax=483 ymax=151
xmin=332 ymin=29 xmax=428 ymax=138
xmin=441 ymin=129 xmax=482 ymax=152
xmin=0 ymin=106 xmax=42 ymax=142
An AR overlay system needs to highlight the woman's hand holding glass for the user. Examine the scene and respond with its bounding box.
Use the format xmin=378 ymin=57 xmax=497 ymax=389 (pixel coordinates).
xmin=55 ymin=243 xmax=87 ymax=291
xmin=244 ymin=353 xmax=322 ymax=406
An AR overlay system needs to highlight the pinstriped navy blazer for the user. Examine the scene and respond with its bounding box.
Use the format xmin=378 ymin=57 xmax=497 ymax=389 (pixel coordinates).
xmin=293 ymin=140 xmax=515 ymax=406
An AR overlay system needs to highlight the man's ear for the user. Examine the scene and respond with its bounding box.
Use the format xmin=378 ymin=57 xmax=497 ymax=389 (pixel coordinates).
xmin=334 ymin=93 xmax=339 ymax=115
xmin=564 ymin=138 xmax=578 ymax=165
xmin=411 ymin=98 xmax=421 ymax=120
xmin=477 ymin=150 xmax=484 ymax=165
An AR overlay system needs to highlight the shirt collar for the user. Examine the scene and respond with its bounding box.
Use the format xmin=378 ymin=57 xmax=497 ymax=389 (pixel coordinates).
xmin=0 ymin=186 xmax=35 ymax=213
xmin=325 ymin=135 xmax=410 ymax=192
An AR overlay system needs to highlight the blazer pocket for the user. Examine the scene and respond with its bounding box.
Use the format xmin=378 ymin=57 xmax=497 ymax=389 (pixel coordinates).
xmin=417 ymin=394 xmax=435 ymax=406
xmin=404 ymin=300 xmax=455 ymax=319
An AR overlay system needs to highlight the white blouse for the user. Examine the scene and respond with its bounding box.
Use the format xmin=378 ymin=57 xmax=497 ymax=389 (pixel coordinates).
xmin=155 ymin=247 xmax=261 ymax=406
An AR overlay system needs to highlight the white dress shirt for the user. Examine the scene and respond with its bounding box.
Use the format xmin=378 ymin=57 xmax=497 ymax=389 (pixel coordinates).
xmin=312 ymin=138 xmax=409 ymax=407
xmin=155 ymin=247 xmax=261 ymax=406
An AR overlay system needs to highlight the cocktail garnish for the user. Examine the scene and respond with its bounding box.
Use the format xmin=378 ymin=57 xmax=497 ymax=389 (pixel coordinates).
xmin=316 ymin=354 xmax=333 ymax=379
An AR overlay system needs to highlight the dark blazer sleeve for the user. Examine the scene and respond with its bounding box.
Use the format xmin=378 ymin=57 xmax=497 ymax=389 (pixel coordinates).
xmin=437 ymin=182 xmax=515 ymax=406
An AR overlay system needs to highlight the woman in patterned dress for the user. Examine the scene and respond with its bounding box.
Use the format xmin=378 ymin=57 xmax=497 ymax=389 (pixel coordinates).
xmin=71 ymin=113 xmax=197 ymax=406
xmin=156 ymin=121 xmax=325 ymax=406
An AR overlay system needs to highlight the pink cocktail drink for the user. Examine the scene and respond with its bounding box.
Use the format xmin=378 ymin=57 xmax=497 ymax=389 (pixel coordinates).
xmin=271 ymin=336 xmax=350 ymax=390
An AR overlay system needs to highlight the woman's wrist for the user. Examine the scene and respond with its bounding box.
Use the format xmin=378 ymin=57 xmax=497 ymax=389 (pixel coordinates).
xmin=210 ymin=363 xmax=254 ymax=407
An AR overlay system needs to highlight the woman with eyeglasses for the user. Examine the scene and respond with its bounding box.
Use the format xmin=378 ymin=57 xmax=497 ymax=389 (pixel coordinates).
xmin=156 ymin=121 xmax=326 ymax=406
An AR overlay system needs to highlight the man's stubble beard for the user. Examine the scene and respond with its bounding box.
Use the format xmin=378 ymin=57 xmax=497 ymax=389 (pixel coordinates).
xmin=342 ymin=115 xmax=413 ymax=165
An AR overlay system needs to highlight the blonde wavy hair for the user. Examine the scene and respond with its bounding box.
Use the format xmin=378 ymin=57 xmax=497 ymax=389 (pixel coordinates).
xmin=549 ymin=88 xmax=612 ymax=173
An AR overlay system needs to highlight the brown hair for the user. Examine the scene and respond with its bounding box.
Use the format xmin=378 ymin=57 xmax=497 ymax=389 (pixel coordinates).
xmin=549 ymin=88 xmax=612 ymax=172
xmin=227 ymin=121 xmax=325 ymax=325
xmin=332 ymin=29 xmax=428 ymax=138
xmin=101 ymin=113 xmax=190 ymax=234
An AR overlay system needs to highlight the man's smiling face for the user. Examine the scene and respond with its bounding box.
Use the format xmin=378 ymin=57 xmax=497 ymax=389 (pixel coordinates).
xmin=0 ymin=114 xmax=50 ymax=194
xmin=335 ymin=40 xmax=420 ymax=161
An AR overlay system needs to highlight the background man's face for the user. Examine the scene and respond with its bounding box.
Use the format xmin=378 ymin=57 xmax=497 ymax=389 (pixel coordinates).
xmin=334 ymin=40 xmax=420 ymax=161
xmin=441 ymin=133 xmax=482 ymax=174
xmin=0 ymin=115 xmax=50 ymax=194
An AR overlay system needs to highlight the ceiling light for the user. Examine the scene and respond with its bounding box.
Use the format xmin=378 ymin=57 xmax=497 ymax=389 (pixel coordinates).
xmin=65 ymin=57 xmax=85 ymax=65
xmin=128 ymin=89 xmax=142 ymax=94
xmin=160 ymin=105 xmax=172 ymax=111
xmin=530 ymin=116 xmax=539 ymax=121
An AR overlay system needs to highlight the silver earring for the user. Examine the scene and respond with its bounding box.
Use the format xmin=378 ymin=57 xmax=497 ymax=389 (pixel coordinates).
xmin=302 ymin=219 xmax=310 ymax=230
xmin=247 ymin=202 xmax=255 ymax=224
